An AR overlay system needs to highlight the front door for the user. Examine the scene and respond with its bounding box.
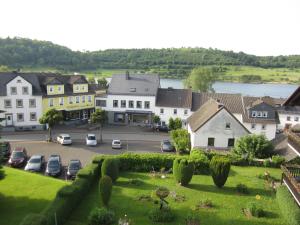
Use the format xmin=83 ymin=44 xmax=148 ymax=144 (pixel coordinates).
xmin=5 ymin=114 xmax=13 ymax=126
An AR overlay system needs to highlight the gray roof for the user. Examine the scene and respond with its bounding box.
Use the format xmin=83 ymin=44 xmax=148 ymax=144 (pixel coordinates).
xmin=156 ymin=88 xmax=192 ymax=108
xmin=107 ymin=74 xmax=160 ymax=96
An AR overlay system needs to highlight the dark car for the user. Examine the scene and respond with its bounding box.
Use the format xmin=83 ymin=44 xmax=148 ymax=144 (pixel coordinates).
xmin=0 ymin=142 xmax=11 ymax=160
xmin=160 ymin=140 xmax=175 ymax=152
xmin=155 ymin=124 xmax=169 ymax=132
xmin=67 ymin=159 xmax=82 ymax=180
xmin=45 ymin=155 xmax=62 ymax=177
xmin=8 ymin=147 xmax=28 ymax=168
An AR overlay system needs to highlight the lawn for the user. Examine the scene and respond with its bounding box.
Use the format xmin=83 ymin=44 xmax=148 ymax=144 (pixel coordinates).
xmin=67 ymin=166 xmax=285 ymax=225
xmin=0 ymin=167 xmax=68 ymax=225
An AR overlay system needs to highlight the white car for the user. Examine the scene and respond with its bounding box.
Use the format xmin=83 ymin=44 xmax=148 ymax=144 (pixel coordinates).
xmin=112 ymin=139 xmax=122 ymax=149
xmin=57 ymin=134 xmax=72 ymax=145
xmin=86 ymin=134 xmax=97 ymax=146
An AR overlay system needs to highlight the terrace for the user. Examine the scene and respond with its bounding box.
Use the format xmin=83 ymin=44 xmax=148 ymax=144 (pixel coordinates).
xmin=281 ymin=164 xmax=300 ymax=206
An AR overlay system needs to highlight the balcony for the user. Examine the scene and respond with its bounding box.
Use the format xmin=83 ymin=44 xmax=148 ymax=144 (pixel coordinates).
xmin=281 ymin=164 xmax=300 ymax=206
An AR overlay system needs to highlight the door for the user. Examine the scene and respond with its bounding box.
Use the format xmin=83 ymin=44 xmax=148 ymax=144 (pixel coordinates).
xmin=5 ymin=114 xmax=13 ymax=126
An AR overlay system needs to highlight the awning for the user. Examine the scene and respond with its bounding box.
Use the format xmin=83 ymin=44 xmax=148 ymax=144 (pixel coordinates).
xmin=125 ymin=110 xmax=153 ymax=114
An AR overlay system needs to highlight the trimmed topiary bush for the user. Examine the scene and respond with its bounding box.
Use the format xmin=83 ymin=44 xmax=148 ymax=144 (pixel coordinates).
xmin=189 ymin=149 xmax=210 ymax=174
xmin=101 ymin=158 xmax=119 ymax=182
xmin=173 ymin=158 xmax=194 ymax=186
xmin=276 ymin=186 xmax=300 ymax=225
xmin=209 ymin=156 xmax=231 ymax=188
xmin=88 ymin=207 xmax=115 ymax=225
xmin=99 ymin=175 xmax=112 ymax=207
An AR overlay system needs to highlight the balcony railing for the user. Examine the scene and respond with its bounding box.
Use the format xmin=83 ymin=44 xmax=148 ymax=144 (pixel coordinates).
xmin=281 ymin=164 xmax=300 ymax=206
xmin=286 ymin=131 xmax=300 ymax=156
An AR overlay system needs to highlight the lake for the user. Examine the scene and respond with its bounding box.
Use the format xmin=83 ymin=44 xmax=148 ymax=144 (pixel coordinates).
xmin=106 ymin=78 xmax=298 ymax=98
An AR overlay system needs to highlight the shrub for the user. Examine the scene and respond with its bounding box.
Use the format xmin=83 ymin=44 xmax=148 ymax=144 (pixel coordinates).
xmin=148 ymin=207 xmax=175 ymax=223
xmin=232 ymin=134 xmax=274 ymax=159
xmin=209 ymin=156 xmax=231 ymax=188
xmin=173 ymin=158 xmax=194 ymax=186
xmin=185 ymin=212 xmax=200 ymax=225
xmin=101 ymin=158 xmax=119 ymax=182
xmin=168 ymin=117 xmax=175 ymax=130
xmin=170 ymin=129 xmax=191 ymax=154
xmin=194 ymin=199 xmax=213 ymax=209
xmin=20 ymin=213 xmax=47 ymax=225
xmin=236 ymin=183 xmax=249 ymax=194
xmin=99 ymin=175 xmax=113 ymax=207
xmin=271 ymin=155 xmax=285 ymax=167
xmin=77 ymin=163 xmax=99 ymax=181
xmin=263 ymin=159 xmax=271 ymax=167
xmin=247 ymin=202 xmax=265 ymax=217
xmin=174 ymin=118 xmax=182 ymax=129
xmin=276 ymin=186 xmax=300 ymax=225
xmin=190 ymin=149 xmax=210 ymax=174
xmin=88 ymin=207 xmax=115 ymax=225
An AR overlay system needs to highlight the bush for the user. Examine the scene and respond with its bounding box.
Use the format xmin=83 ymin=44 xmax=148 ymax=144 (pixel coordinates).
xmin=101 ymin=158 xmax=119 ymax=182
xmin=236 ymin=183 xmax=249 ymax=194
xmin=232 ymin=134 xmax=274 ymax=159
xmin=276 ymin=186 xmax=300 ymax=225
xmin=190 ymin=149 xmax=210 ymax=174
xmin=20 ymin=213 xmax=47 ymax=225
xmin=148 ymin=207 xmax=175 ymax=223
xmin=170 ymin=129 xmax=191 ymax=154
xmin=88 ymin=207 xmax=115 ymax=225
xmin=77 ymin=163 xmax=99 ymax=181
xmin=185 ymin=212 xmax=200 ymax=225
xmin=173 ymin=158 xmax=194 ymax=186
xmin=263 ymin=159 xmax=271 ymax=167
xmin=99 ymin=175 xmax=112 ymax=207
xmin=194 ymin=199 xmax=213 ymax=209
xmin=271 ymin=155 xmax=285 ymax=167
xmin=247 ymin=202 xmax=265 ymax=217
xmin=209 ymin=156 xmax=231 ymax=188
xmin=168 ymin=118 xmax=175 ymax=130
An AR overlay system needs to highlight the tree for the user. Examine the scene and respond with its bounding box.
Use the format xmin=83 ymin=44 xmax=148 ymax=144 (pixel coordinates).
xmin=153 ymin=115 xmax=161 ymax=124
xmin=39 ymin=109 xmax=63 ymax=141
xmin=168 ymin=118 xmax=175 ymax=130
xmin=90 ymin=109 xmax=107 ymax=143
xmin=99 ymin=175 xmax=113 ymax=207
xmin=173 ymin=158 xmax=194 ymax=186
xmin=210 ymin=156 xmax=231 ymax=188
xmin=232 ymin=134 xmax=274 ymax=159
xmin=88 ymin=77 xmax=96 ymax=84
xmin=170 ymin=129 xmax=191 ymax=154
xmin=97 ymin=78 xmax=108 ymax=88
xmin=184 ymin=67 xmax=217 ymax=92
xmin=174 ymin=118 xmax=182 ymax=129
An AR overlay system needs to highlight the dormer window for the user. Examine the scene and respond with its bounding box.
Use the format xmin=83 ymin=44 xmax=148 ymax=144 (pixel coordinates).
xmin=130 ymin=88 xmax=136 ymax=92
xmin=257 ymin=112 xmax=262 ymax=117
xmin=49 ymin=86 xmax=53 ymax=93
xmin=58 ymin=86 xmax=62 ymax=92
xmin=262 ymin=111 xmax=268 ymax=118
xmin=251 ymin=111 xmax=257 ymax=117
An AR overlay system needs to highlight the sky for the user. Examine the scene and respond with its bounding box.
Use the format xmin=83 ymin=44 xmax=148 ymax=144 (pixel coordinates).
xmin=0 ymin=0 xmax=300 ymax=56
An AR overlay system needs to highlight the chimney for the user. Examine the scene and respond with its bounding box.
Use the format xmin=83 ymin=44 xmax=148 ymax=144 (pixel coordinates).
xmin=125 ymin=71 xmax=130 ymax=80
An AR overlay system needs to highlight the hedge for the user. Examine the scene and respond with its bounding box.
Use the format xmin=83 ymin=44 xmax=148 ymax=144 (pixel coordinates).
xmin=276 ymin=186 xmax=300 ymax=225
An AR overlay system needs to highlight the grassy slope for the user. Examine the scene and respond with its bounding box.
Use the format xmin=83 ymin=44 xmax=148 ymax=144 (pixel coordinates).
xmin=0 ymin=167 xmax=67 ymax=225
xmin=67 ymin=166 xmax=284 ymax=225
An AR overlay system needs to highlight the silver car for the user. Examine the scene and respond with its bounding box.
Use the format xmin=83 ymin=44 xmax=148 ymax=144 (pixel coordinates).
xmin=57 ymin=134 xmax=72 ymax=145
xmin=112 ymin=140 xmax=122 ymax=149
xmin=86 ymin=134 xmax=97 ymax=146
xmin=24 ymin=155 xmax=45 ymax=172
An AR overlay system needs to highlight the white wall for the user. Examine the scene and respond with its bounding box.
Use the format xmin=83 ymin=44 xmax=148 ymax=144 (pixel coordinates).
xmin=244 ymin=123 xmax=276 ymax=140
xmin=154 ymin=107 xmax=192 ymax=126
xmin=0 ymin=76 xmax=43 ymax=128
xmin=189 ymin=109 xmax=249 ymax=148
xmin=278 ymin=113 xmax=300 ymax=129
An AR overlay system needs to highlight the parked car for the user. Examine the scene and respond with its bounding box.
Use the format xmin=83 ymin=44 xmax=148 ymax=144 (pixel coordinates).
xmin=155 ymin=124 xmax=169 ymax=132
xmin=86 ymin=134 xmax=97 ymax=146
xmin=57 ymin=134 xmax=72 ymax=145
xmin=8 ymin=147 xmax=28 ymax=168
xmin=0 ymin=141 xmax=11 ymax=160
xmin=25 ymin=155 xmax=45 ymax=172
xmin=66 ymin=159 xmax=82 ymax=180
xmin=45 ymin=155 xmax=62 ymax=177
xmin=160 ymin=140 xmax=175 ymax=152
xmin=112 ymin=140 xmax=122 ymax=149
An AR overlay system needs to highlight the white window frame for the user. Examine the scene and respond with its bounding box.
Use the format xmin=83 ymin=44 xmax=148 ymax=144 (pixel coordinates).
xmin=17 ymin=113 xmax=24 ymax=122
xmin=59 ymin=97 xmax=64 ymax=106
xmin=251 ymin=123 xmax=256 ymax=129
xmin=49 ymin=86 xmax=54 ymax=93
xmin=10 ymin=87 xmax=17 ymax=95
xmin=262 ymin=111 xmax=268 ymax=118
xmin=88 ymin=95 xmax=92 ymax=103
xmin=30 ymin=112 xmax=37 ymax=121
xmin=225 ymin=122 xmax=231 ymax=129
xmin=82 ymin=96 xmax=85 ymax=103
xmin=69 ymin=97 xmax=73 ymax=104
xmin=173 ymin=109 xmax=177 ymax=115
xmin=129 ymin=100 xmax=134 ymax=108
xmin=49 ymin=98 xmax=54 ymax=107
xmin=251 ymin=111 xmax=257 ymax=117
xmin=76 ymin=96 xmax=80 ymax=103
xmin=184 ymin=109 xmax=188 ymax=115
xmin=4 ymin=99 xmax=12 ymax=108
xmin=22 ymin=86 xmax=29 ymax=95
xmin=29 ymin=99 xmax=36 ymax=108
xmin=160 ymin=108 xmax=164 ymax=114
xmin=16 ymin=99 xmax=23 ymax=108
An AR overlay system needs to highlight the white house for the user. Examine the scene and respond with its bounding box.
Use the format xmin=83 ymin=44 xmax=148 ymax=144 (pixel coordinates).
xmin=0 ymin=73 xmax=44 ymax=131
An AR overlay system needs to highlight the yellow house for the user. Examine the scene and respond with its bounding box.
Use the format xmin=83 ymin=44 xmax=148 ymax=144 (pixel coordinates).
xmin=40 ymin=75 xmax=96 ymax=120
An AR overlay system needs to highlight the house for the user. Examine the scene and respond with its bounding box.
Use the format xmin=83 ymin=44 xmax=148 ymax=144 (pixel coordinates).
xmin=0 ymin=72 xmax=44 ymax=131
xmin=187 ymin=99 xmax=250 ymax=149
xmin=95 ymin=73 xmax=160 ymax=125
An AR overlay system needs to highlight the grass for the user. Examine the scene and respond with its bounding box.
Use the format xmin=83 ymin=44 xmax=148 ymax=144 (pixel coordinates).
xmin=0 ymin=167 xmax=67 ymax=225
xmin=67 ymin=166 xmax=284 ymax=225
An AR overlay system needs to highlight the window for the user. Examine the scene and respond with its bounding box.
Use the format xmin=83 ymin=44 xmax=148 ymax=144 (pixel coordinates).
xmin=17 ymin=79 xmax=21 ymax=83
xmin=262 ymin=124 xmax=266 ymax=130
xmin=184 ymin=109 xmax=188 ymax=115
xmin=29 ymin=99 xmax=36 ymax=108
xmin=144 ymin=101 xmax=150 ymax=109
xmin=225 ymin=122 xmax=231 ymax=129
xmin=208 ymin=138 xmax=215 ymax=147
xmin=4 ymin=99 xmax=11 ymax=108
xmin=17 ymin=113 xmax=24 ymax=122
xmin=10 ymin=87 xmax=17 ymax=95
xmin=251 ymin=123 xmax=256 ymax=129
xmin=251 ymin=111 xmax=257 ymax=117
xmin=59 ymin=97 xmax=64 ymax=106
xmin=257 ymin=111 xmax=262 ymax=117
xmin=262 ymin=111 xmax=268 ymax=118
xmin=69 ymin=97 xmax=73 ymax=104
xmin=30 ymin=112 xmax=37 ymax=121
xmin=88 ymin=96 xmax=92 ymax=102
xmin=76 ymin=96 xmax=80 ymax=103
xmin=136 ymin=101 xmax=142 ymax=108
xmin=75 ymin=85 xmax=79 ymax=91
xmin=287 ymin=116 xmax=291 ymax=121
xmin=96 ymin=100 xmax=106 ymax=107
xmin=228 ymin=138 xmax=235 ymax=147
xmin=16 ymin=99 xmax=23 ymax=108
xmin=49 ymin=98 xmax=54 ymax=107
xmin=129 ymin=100 xmax=134 ymax=108
xmin=173 ymin=109 xmax=177 ymax=115
xmin=49 ymin=86 xmax=53 ymax=93
xmin=113 ymin=100 xmax=118 ymax=108
xmin=22 ymin=87 xmax=29 ymax=95
xmin=82 ymin=96 xmax=85 ymax=103
xmin=121 ymin=100 xmax=126 ymax=108
xmin=160 ymin=108 xmax=164 ymax=114
xmin=81 ymin=86 xmax=85 ymax=90
xmin=58 ymin=86 xmax=62 ymax=92
xmin=295 ymin=117 xmax=299 ymax=122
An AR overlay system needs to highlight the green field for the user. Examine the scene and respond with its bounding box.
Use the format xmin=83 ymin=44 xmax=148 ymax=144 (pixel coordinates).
xmin=67 ymin=166 xmax=284 ymax=225
xmin=0 ymin=167 xmax=67 ymax=225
